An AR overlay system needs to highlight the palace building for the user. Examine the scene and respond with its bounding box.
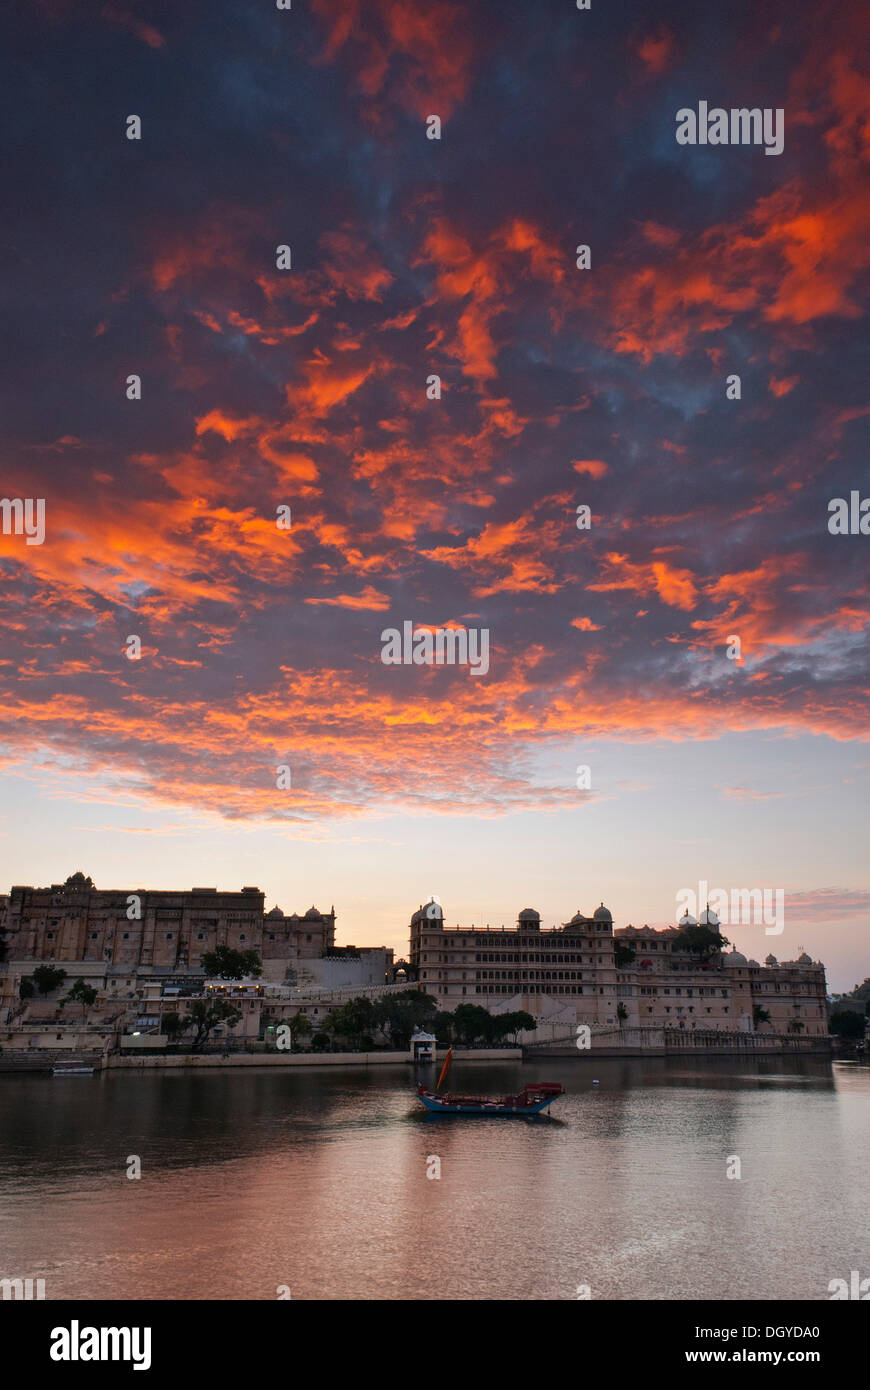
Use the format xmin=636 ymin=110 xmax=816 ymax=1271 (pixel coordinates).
xmin=1 ymin=872 xmax=336 ymax=983
xmin=409 ymin=898 xmax=829 ymax=1036
xmin=409 ymin=898 xmax=621 ymax=1026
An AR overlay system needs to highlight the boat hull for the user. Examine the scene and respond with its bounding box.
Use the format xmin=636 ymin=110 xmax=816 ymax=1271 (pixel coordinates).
xmin=416 ymin=1088 xmax=560 ymax=1115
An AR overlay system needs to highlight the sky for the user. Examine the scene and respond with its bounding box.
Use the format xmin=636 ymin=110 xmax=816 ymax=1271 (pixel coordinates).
xmin=0 ymin=0 xmax=868 ymax=990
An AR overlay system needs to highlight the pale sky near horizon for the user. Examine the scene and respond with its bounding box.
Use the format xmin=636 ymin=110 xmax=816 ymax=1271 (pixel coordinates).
xmin=3 ymin=728 xmax=867 ymax=993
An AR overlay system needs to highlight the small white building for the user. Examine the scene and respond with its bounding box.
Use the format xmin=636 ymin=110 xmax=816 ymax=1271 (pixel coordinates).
xmin=410 ymin=1029 xmax=436 ymax=1063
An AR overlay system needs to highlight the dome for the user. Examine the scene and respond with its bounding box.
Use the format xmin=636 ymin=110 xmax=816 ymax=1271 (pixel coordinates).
xmin=593 ymin=903 xmax=612 ymax=921
xmin=765 ymin=954 xmax=778 ymax=966
xmin=747 ymin=959 xmax=760 ymax=968
xmin=678 ymin=911 xmax=698 ymax=928
xmin=412 ymin=897 xmax=443 ymax=925
xmin=723 ymin=948 xmax=748 ymax=968
xmin=518 ymin=908 xmax=540 ymax=921
xmin=797 ymin=952 xmax=812 ymax=964
xmin=266 ymin=907 xmax=284 ymax=919
xmin=699 ymin=905 xmax=720 ymax=927
xmin=567 ymin=911 xmax=588 ymax=926
xmin=303 ymin=907 xmax=321 ymax=921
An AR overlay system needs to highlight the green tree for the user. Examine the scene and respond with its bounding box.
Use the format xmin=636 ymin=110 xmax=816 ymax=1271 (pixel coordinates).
xmin=33 ymin=965 xmax=68 ymax=995
xmin=489 ymin=1010 xmax=536 ymax=1044
xmin=200 ymin=945 xmax=263 ymax=980
xmin=288 ymin=1014 xmax=312 ymax=1045
xmin=432 ymin=1010 xmax=456 ymax=1045
xmin=451 ymin=1003 xmax=492 ymax=1045
xmin=829 ymin=1010 xmax=866 ymax=1039
xmin=323 ymin=998 xmax=378 ymax=1049
xmin=186 ymin=998 xmax=243 ymax=1048
xmin=372 ymin=990 xmax=438 ymax=1049
xmin=18 ymin=976 xmax=35 ymax=1000
xmin=617 ymin=1002 xmax=628 ymax=1023
xmin=672 ymin=924 xmax=730 ymax=959
xmin=63 ymin=978 xmax=98 ymax=1020
xmin=614 ymin=942 xmax=637 ymax=969
xmin=753 ymin=1005 xmax=771 ymax=1029
xmin=162 ymin=1012 xmax=186 ymax=1043
xmin=788 ymin=1017 xmax=806 ymax=1034
xmin=311 ymin=1031 xmax=331 ymax=1051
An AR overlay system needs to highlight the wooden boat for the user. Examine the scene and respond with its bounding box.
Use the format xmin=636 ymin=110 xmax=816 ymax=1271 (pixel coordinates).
xmin=416 ymin=1080 xmax=563 ymax=1114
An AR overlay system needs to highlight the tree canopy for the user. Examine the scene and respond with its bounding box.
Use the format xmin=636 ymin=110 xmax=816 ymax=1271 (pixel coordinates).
xmin=200 ymin=945 xmax=263 ymax=980
xmin=672 ymin=924 xmax=730 ymax=958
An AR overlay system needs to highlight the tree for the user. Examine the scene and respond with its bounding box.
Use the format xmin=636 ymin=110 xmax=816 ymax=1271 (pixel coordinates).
xmin=753 ymin=1005 xmax=771 ymax=1029
xmin=489 ymin=1010 xmax=536 ymax=1044
xmin=33 ymin=965 xmax=67 ymax=995
xmin=162 ymin=1012 xmax=186 ymax=1043
xmin=200 ymin=945 xmax=263 ymax=980
xmin=323 ymin=998 xmax=377 ymax=1050
xmin=672 ymin=924 xmax=730 ymax=958
xmin=63 ymin=978 xmax=98 ymax=1020
xmin=311 ymin=1031 xmax=331 ymax=1051
xmin=432 ymin=1010 xmax=455 ymax=1045
xmin=788 ymin=1017 xmax=805 ymax=1034
xmin=186 ymin=998 xmax=243 ymax=1048
xmin=372 ymin=989 xmax=438 ymax=1049
xmin=614 ymin=942 xmax=636 ymax=969
xmin=617 ymin=1002 xmax=628 ymax=1023
xmin=330 ymin=997 xmax=378 ymax=1048
xmin=829 ymin=1010 xmax=866 ymax=1039
xmin=18 ymin=977 xmax=35 ymax=1000
xmin=288 ymin=1014 xmax=312 ymax=1044
xmin=451 ymin=1003 xmax=492 ymax=1045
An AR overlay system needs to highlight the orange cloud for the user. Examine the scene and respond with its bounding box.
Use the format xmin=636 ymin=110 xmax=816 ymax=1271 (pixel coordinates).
xmin=589 ymin=553 xmax=699 ymax=611
xmin=304 ymin=586 xmax=391 ymax=611
xmin=636 ymin=31 xmax=674 ymax=75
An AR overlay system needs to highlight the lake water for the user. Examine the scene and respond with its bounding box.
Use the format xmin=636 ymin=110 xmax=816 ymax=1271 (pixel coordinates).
xmin=1 ymin=1057 xmax=867 ymax=1300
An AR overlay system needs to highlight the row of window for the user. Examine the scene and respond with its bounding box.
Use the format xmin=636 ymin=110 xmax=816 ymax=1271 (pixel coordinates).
xmin=638 ymin=987 xmax=730 ymax=997
xmin=418 ymin=929 xmax=611 ymax=947
xmin=41 ymin=930 xmax=248 ymax=942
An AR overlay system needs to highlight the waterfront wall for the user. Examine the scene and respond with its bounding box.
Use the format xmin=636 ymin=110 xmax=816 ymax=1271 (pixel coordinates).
xmin=525 ymin=1026 xmax=831 ymax=1058
xmin=103 ymin=1048 xmax=522 ymax=1070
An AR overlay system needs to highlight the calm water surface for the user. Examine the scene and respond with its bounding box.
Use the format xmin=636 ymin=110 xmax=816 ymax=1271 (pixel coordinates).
xmin=1 ymin=1057 xmax=867 ymax=1300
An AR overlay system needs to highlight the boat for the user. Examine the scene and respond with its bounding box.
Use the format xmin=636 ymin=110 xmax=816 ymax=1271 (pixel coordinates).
xmin=416 ymin=1080 xmax=563 ymax=1114
xmin=52 ymin=1059 xmax=96 ymax=1076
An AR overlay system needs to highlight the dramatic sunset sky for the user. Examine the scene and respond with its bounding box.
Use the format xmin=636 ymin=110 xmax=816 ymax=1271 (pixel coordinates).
xmin=1 ymin=1 xmax=867 ymax=987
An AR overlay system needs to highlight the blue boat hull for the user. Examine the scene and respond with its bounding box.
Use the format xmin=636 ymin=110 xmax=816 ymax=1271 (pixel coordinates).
xmin=417 ymin=1091 xmax=558 ymax=1115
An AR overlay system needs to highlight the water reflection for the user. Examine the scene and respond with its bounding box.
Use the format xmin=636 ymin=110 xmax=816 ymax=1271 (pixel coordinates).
xmin=0 ymin=1058 xmax=866 ymax=1300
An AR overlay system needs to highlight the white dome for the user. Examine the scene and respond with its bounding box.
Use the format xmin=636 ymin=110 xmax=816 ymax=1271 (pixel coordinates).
xmin=723 ymin=949 xmax=748 ymax=968
xmin=679 ymin=911 xmax=698 ymax=928
xmin=699 ymin=905 xmax=720 ymax=927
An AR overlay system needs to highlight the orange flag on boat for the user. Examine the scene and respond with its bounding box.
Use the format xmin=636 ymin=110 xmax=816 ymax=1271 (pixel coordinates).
xmin=436 ymin=1046 xmax=453 ymax=1092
